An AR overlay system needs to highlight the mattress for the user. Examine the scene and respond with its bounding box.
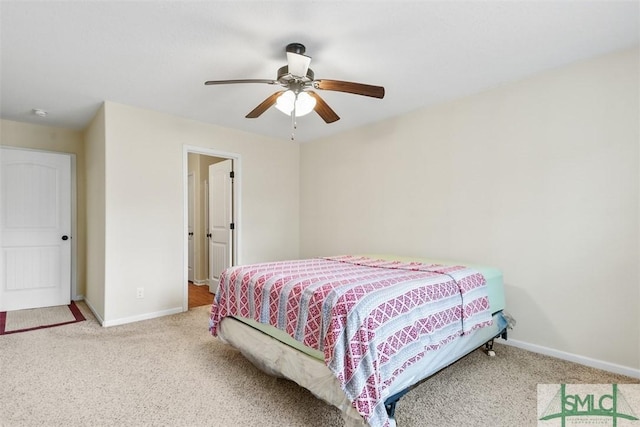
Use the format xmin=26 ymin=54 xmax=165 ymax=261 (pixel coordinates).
xmin=232 ymin=254 xmax=505 ymax=362
xmin=361 ymin=254 xmax=506 ymax=314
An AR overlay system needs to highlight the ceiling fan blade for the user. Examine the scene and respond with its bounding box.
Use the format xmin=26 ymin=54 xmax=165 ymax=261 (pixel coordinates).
xmin=286 ymin=52 xmax=311 ymax=78
xmin=204 ymin=79 xmax=278 ymax=86
xmin=314 ymin=79 xmax=385 ymax=99
xmin=308 ymin=91 xmax=340 ymax=123
xmin=245 ymin=91 xmax=286 ymax=118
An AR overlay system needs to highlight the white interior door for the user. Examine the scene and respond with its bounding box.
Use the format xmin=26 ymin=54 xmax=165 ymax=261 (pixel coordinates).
xmin=208 ymin=159 xmax=233 ymax=294
xmin=0 ymin=147 xmax=71 ymax=311
xmin=187 ymin=172 xmax=195 ymax=282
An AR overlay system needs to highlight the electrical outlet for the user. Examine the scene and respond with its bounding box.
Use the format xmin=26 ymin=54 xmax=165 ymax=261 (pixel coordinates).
xmin=136 ymin=287 xmax=144 ymax=299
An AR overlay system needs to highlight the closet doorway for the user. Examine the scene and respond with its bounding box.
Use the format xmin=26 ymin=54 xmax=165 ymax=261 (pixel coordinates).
xmin=184 ymin=147 xmax=239 ymax=310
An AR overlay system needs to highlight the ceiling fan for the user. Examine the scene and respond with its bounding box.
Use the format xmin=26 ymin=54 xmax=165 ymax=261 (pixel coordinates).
xmin=204 ymin=43 xmax=385 ymax=138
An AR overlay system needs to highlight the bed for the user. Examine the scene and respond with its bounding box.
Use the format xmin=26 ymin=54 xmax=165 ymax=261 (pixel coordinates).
xmin=209 ymin=254 xmax=509 ymax=427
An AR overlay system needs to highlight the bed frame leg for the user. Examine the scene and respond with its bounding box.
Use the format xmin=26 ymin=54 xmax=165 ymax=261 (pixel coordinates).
xmin=483 ymin=327 xmax=508 ymax=357
xmin=385 ymin=400 xmax=397 ymax=417
xmin=385 ymin=388 xmax=409 ymax=422
xmin=385 ymin=401 xmax=398 ymax=425
xmin=483 ymin=339 xmax=496 ymax=357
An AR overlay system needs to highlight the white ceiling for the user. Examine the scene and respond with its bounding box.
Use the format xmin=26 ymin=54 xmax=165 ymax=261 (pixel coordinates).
xmin=1 ymin=1 xmax=638 ymax=143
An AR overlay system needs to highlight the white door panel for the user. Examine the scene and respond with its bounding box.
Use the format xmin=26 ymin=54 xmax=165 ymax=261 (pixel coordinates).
xmin=0 ymin=148 xmax=71 ymax=311
xmin=187 ymin=172 xmax=195 ymax=282
xmin=208 ymin=160 xmax=233 ymax=294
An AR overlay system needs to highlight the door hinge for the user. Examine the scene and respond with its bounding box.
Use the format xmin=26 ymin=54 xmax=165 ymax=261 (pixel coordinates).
xmin=230 ymin=171 xmax=235 ymax=179
xmin=230 ymin=223 xmax=235 ymax=230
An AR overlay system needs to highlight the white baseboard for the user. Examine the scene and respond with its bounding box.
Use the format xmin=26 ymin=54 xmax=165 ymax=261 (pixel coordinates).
xmin=192 ymin=280 xmax=208 ymax=286
xmin=499 ymin=338 xmax=640 ymax=379
xmin=78 ymin=299 xmax=184 ymax=328
xmin=101 ymin=306 xmax=184 ymax=327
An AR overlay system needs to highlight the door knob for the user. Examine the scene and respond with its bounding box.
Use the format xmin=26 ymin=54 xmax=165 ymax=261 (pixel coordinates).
xmin=61 ymin=235 xmax=69 ymax=241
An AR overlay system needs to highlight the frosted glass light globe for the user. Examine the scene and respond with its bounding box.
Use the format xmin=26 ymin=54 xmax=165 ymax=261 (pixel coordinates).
xmin=275 ymin=91 xmax=316 ymax=116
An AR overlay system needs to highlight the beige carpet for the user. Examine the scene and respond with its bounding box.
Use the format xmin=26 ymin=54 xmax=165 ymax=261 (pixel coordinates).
xmin=0 ymin=302 xmax=636 ymax=427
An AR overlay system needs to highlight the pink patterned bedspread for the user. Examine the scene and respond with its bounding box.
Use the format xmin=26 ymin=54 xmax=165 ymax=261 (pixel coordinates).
xmin=209 ymin=256 xmax=492 ymax=427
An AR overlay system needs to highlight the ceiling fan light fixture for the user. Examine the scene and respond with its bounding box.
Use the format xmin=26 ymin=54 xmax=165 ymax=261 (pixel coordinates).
xmin=275 ymin=90 xmax=316 ymax=117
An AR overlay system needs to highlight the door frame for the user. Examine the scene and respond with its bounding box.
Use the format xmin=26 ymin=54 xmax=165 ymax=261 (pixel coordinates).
xmin=0 ymin=146 xmax=78 ymax=304
xmin=182 ymin=145 xmax=241 ymax=312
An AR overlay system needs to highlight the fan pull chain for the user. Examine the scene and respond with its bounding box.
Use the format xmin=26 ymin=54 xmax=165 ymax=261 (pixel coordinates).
xmin=290 ymin=93 xmax=299 ymax=141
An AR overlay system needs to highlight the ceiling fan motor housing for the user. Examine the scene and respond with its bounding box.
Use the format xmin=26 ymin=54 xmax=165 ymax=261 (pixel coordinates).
xmin=285 ymin=42 xmax=306 ymax=55
xmin=277 ymin=65 xmax=314 ymax=84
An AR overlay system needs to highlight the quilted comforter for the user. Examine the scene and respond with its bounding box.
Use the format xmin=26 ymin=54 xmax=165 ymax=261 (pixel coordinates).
xmin=210 ymin=255 xmax=492 ymax=427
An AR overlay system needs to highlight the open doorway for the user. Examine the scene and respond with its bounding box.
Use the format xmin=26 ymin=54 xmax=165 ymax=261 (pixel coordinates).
xmin=184 ymin=146 xmax=239 ymax=311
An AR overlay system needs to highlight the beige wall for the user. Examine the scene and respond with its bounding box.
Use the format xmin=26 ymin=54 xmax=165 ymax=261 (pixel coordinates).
xmin=300 ymin=48 xmax=639 ymax=372
xmin=1 ymin=104 xmax=300 ymax=325
xmin=83 ymin=106 xmax=107 ymax=320
xmin=99 ymin=102 xmax=300 ymax=324
xmin=0 ymin=119 xmax=87 ymax=299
